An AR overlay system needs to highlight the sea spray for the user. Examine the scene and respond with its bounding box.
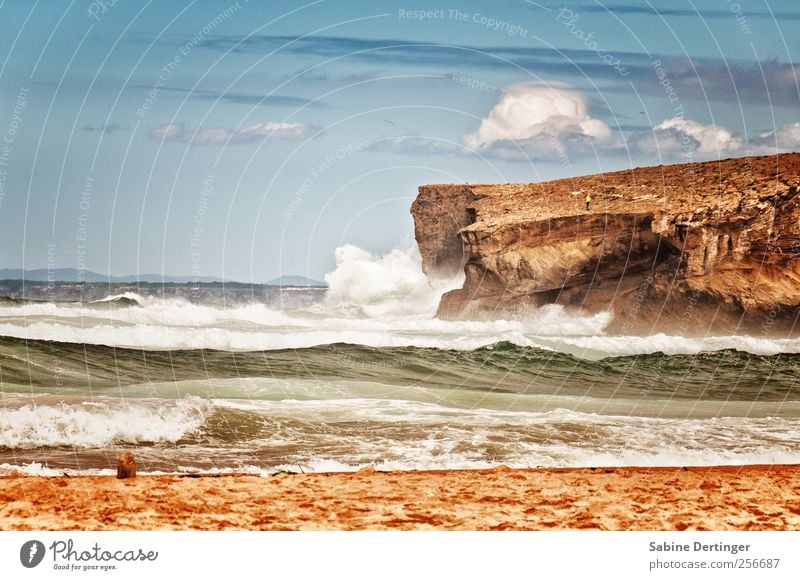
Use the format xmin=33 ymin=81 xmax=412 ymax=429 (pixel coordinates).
xmin=323 ymin=244 xmax=463 ymax=317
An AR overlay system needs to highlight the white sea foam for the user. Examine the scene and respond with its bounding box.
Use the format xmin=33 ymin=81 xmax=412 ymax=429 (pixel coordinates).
xmin=551 ymin=333 xmax=800 ymax=357
xmin=90 ymin=292 xmax=144 ymax=304
xmin=270 ymin=419 xmax=800 ymax=471
xmin=323 ymin=244 xmax=463 ymax=317
xmin=0 ymin=462 xmax=78 ymax=476
xmin=205 ymin=392 xmax=800 ymax=469
xmin=3 ymin=392 xmax=800 ymax=474
xmin=7 ymin=444 xmax=800 ymax=476
xmin=0 ymin=462 xmax=183 ymax=477
xmin=2 ymin=317 xmax=799 ymax=358
xmin=1 ymin=244 xmax=799 ymax=357
xmin=273 ymin=419 xmax=800 ymax=471
xmin=0 ymin=396 xmax=212 ymax=449
xmin=0 ymin=295 xmax=294 ymax=327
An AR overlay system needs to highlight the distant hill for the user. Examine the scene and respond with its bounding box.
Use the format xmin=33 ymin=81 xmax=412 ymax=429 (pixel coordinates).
xmin=0 ymin=269 xmax=226 ymax=283
xmin=266 ymin=275 xmax=327 ymax=287
xmin=0 ymin=268 xmax=328 ymax=286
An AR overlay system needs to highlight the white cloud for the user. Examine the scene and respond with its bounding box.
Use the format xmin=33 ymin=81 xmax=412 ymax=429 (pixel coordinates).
xmin=461 ymin=78 xmax=799 ymax=164
xmin=230 ymin=122 xmax=319 ymax=143
xmin=462 ymin=82 xmax=612 ymax=160
xmin=626 ymin=117 xmax=745 ymax=160
xmin=149 ymin=122 xmax=184 ymax=140
xmin=148 ymin=121 xmax=321 ymax=144
xmin=758 ymin=121 xmax=800 ymax=150
xmin=457 ymin=79 xmax=800 ymax=163
xmin=653 ymin=117 xmax=744 ymax=154
xmin=627 ymin=118 xmax=800 ymax=160
xmin=189 ymin=127 xmax=231 ymax=144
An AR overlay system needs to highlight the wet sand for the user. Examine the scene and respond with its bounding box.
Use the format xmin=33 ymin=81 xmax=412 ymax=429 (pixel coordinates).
xmin=1 ymin=465 xmax=799 ymax=530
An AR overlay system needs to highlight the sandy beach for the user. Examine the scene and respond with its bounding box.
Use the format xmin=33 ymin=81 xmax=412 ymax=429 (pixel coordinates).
xmin=1 ymin=465 xmax=799 ymax=531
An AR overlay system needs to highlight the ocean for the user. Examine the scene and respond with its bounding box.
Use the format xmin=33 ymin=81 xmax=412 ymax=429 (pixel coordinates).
xmin=1 ymin=246 xmax=799 ymax=475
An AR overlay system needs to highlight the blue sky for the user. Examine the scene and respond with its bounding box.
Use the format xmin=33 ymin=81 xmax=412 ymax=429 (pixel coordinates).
xmin=0 ymin=0 xmax=798 ymax=282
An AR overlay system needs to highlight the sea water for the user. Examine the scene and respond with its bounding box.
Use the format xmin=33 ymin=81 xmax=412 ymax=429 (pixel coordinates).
xmin=1 ymin=245 xmax=798 ymax=475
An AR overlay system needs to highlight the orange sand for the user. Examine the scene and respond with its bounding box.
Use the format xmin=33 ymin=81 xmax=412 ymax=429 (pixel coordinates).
xmin=1 ymin=465 xmax=799 ymax=531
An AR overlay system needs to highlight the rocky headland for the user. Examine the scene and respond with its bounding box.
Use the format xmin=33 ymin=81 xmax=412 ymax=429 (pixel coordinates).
xmin=411 ymin=153 xmax=800 ymax=335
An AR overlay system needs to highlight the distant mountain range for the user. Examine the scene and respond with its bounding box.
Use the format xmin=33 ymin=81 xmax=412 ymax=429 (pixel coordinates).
xmin=0 ymin=269 xmax=327 ymax=287
xmin=0 ymin=268 xmax=226 ymax=284
xmin=265 ymin=275 xmax=328 ymax=288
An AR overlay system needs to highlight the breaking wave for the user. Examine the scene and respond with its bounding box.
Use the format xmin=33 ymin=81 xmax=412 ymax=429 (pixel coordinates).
xmin=0 ymin=396 xmax=212 ymax=449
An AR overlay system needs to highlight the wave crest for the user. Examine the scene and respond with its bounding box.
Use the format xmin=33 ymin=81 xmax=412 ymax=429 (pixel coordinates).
xmin=0 ymin=396 xmax=212 ymax=449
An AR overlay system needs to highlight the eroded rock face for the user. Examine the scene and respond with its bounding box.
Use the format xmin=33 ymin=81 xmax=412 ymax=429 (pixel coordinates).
xmin=410 ymin=154 xmax=800 ymax=335
xmin=411 ymin=185 xmax=477 ymax=278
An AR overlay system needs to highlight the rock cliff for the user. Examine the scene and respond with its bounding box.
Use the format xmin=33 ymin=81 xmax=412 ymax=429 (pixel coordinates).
xmin=411 ymin=153 xmax=800 ymax=335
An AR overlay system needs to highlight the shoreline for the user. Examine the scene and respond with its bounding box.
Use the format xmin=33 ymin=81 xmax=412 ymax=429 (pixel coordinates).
xmin=2 ymin=464 xmax=799 ymax=531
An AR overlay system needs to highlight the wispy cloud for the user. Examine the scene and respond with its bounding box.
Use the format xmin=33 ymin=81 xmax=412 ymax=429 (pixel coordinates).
xmin=199 ymin=34 xmax=655 ymax=81
xmin=648 ymin=59 xmax=800 ymax=107
xmin=196 ymin=34 xmax=800 ymax=108
xmin=366 ymin=133 xmax=457 ymax=156
xmin=148 ymin=121 xmax=322 ymax=145
xmin=572 ymin=3 xmax=800 ymax=20
xmin=144 ymin=86 xmax=333 ymax=109
xmin=83 ymin=122 xmax=128 ymax=134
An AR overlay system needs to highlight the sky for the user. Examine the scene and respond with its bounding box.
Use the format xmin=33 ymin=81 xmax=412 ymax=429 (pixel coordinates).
xmin=0 ymin=0 xmax=798 ymax=282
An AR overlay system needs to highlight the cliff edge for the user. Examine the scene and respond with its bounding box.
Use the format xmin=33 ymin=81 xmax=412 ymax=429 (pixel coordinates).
xmin=411 ymin=153 xmax=800 ymax=335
